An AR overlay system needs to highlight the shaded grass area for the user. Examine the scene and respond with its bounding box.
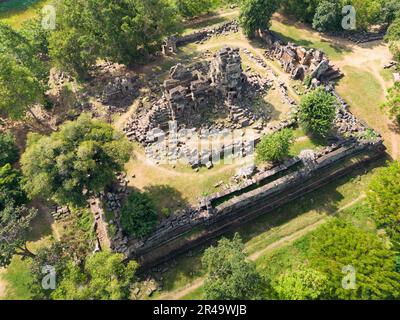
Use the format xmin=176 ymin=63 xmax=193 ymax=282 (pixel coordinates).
xmin=0 ymin=0 xmax=50 ymax=29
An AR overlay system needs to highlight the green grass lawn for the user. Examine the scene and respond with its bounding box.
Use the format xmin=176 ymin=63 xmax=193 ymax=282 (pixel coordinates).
xmin=1 ymin=256 xmax=33 ymax=300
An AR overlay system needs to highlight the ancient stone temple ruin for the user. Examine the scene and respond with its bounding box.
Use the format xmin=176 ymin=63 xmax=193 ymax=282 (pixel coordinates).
xmin=124 ymin=47 xmax=266 ymax=144
xmin=260 ymin=30 xmax=342 ymax=83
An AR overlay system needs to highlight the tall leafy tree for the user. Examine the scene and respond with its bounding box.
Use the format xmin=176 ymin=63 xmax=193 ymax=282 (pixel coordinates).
xmin=239 ymin=0 xmax=279 ymax=38
xmin=299 ymin=88 xmax=336 ymax=138
xmin=49 ymin=0 xmax=180 ymax=78
xmin=202 ymin=234 xmax=263 ymax=300
xmin=312 ymin=1 xmax=342 ymax=32
xmin=21 ymin=114 xmax=133 ymax=206
xmin=0 ymin=202 xmax=37 ymax=267
xmin=51 ymin=252 xmax=139 ymax=300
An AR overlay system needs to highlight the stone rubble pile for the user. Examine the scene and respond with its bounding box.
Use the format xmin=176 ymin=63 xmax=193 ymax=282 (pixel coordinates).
xmin=162 ymin=20 xmax=240 ymax=55
xmin=260 ymin=30 xmax=342 ymax=83
xmin=123 ymin=47 xmax=269 ymax=150
xmin=101 ymin=74 xmax=140 ymax=104
xmin=51 ymin=206 xmax=71 ymax=221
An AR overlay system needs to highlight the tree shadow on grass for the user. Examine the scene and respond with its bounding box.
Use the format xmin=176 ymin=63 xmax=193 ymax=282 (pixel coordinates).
xmin=142 ymin=185 xmax=189 ymax=217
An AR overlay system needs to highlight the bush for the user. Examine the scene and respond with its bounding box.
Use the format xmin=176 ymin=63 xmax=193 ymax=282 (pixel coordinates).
xmin=382 ymin=82 xmax=400 ymax=124
xmin=312 ymin=1 xmax=342 ymax=32
xmin=174 ymin=0 xmax=214 ymax=17
xmin=299 ymin=88 xmax=336 ymax=138
xmin=385 ymin=15 xmax=400 ymax=42
xmin=121 ymin=192 xmax=158 ymax=239
xmin=256 ymin=128 xmax=294 ymax=163
xmin=0 ymin=132 xmax=18 ymax=167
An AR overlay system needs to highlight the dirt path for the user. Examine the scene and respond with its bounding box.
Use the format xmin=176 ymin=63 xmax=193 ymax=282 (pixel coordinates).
xmin=157 ymin=194 xmax=366 ymax=300
xmin=0 ymin=269 xmax=7 ymax=300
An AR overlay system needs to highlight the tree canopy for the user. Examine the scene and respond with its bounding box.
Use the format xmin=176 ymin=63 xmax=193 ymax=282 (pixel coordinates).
xmin=49 ymin=0 xmax=180 ymax=78
xmin=174 ymin=0 xmax=215 ymax=17
xmin=367 ymin=161 xmax=400 ymax=246
xmin=120 ymin=192 xmax=158 ymax=239
xmin=21 ymin=114 xmax=132 ymax=206
xmin=312 ymin=1 xmax=342 ymax=32
xmin=307 ymin=219 xmax=400 ymax=300
xmin=299 ymin=88 xmax=336 ymax=138
xmin=274 ymin=267 xmax=328 ymax=300
xmin=239 ymin=0 xmax=279 ymax=38
xmin=51 ymin=251 xmax=139 ymax=300
xmin=256 ymin=128 xmax=294 ymax=163
xmin=0 ymin=132 xmax=18 ymax=167
xmin=202 ymin=234 xmax=263 ymax=300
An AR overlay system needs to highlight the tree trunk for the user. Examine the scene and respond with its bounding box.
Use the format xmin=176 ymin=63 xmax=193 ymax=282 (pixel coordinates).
xmin=26 ymin=107 xmax=54 ymax=131
xmin=16 ymin=244 xmax=36 ymax=259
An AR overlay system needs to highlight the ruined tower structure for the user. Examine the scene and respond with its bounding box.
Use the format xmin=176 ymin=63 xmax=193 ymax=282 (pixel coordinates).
xmin=124 ymin=46 xmax=262 ymax=144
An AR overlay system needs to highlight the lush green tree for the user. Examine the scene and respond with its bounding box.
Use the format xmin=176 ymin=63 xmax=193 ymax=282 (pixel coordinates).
xmin=120 ymin=192 xmax=158 ymax=239
xmin=239 ymin=0 xmax=279 ymax=38
xmin=202 ymin=234 xmax=263 ymax=300
xmin=21 ymin=114 xmax=132 ymax=206
xmin=174 ymin=0 xmax=215 ymax=17
xmin=0 ymin=202 xmax=37 ymax=267
xmin=385 ymin=15 xmax=400 ymax=42
xmin=0 ymin=132 xmax=18 ymax=167
xmin=51 ymin=251 xmax=138 ymax=300
xmin=299 ymin=88 xmax=336 ymax=138
xmin=380 ymin=0 xmax=400 ymax=24
xmin=274 ymin=267 xmax=328 ymax=300
xmin=382 ymin=82 xmax=400 ymax=124
xmin=281 ymin=0 xmax=320 ymax=23
xmin=308 ymin=219 xmax=400 ymax=299
xmin=0 ymin=164 xmax=27 ymax=210
xmin=49 ymin=0 xmax=180 ymax=78
xmin=256 ymin=128 xmax=294 ymax=163
xmin=0 ymin=54 xmax=44 ymax=121
xmin=350 ymin=0 xmax=383 ymax=30
xmin=312 ymin=1 xmax=342 ymax=32
xmin=367 ymin=161 xmax=400 ymax=246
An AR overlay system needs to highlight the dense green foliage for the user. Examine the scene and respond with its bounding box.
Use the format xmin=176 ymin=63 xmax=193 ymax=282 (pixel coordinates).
xmin=367 ymin=161 xmax=400 ymax=246
xmin=202 ymin=234 xmax=263 ymax=300
xmin=256 ymin=128 xmax=294 ymax=163
xmin=0 ymin=132 xmax=18 ymax=167
xmin=282 ymin=0 xmax=396 ymax=31
xmin=312 ymin=1 xmax=342 ymax=32
xmin=299 ymin=88 xmax=336 ymax=138
xmin=307 ymin=219 xmax=400 ymax=299
xmin=21 ymin=114 xmax=132 ymax=206
xmin=0 ymin=164 xmax=27 ymax=210
xmin=239 ymin=0 xmax=279 ymax=38
xmin=49 ymin=0 xmax=180 ymax=78
xmin=382 ymin=82 xmax=400 ymax=124
xmin=386 ymin=15 xmax=400 ymax=43
xmin=51 ymin=252 xmax=139 ymax=300
xmin=274 ymin=267 xmax=328 ymax=300
xmin=120 ymin=192 xmax=158 ymax=239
